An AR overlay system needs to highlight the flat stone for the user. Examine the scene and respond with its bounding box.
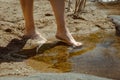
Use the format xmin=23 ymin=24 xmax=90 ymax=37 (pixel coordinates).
xmin=0 ymin=73 xmax=112 ymax=80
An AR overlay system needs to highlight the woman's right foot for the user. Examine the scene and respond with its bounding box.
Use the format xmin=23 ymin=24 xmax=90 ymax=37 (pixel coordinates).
xmin=23 ymin=32 xmax=47 ymax=49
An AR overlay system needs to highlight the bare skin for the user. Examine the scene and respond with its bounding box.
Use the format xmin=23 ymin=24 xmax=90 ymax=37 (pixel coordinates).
xmin=20 ymin=0 xmax=82 ymax=47
xmin=20 ymin=0 xmax=46 ymax=44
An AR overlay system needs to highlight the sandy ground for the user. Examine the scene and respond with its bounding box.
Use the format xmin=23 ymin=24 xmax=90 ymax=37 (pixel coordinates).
xmin=0 ymin=0 xmax=120 ymax=78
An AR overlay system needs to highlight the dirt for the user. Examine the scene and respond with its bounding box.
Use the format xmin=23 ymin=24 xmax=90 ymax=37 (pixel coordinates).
xmin=0 ymin=0 xmax=120 ymax=77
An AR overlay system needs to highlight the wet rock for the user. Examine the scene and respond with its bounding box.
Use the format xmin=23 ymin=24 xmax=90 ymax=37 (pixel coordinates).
xmin=71 ymin=40 xmax=120 ymax=79
xmin=0 ymin=73 xmax=112 ymax=80
xmin=108 ymin=15 xmax=120 ymax=36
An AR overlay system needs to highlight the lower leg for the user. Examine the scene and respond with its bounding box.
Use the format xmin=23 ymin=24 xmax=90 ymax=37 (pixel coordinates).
xmin=49 ymin=0 xmax=82 ymax=46
xmin=20 ymin=0 xmax=36 ymax=37
xmin=20 ymin=0 xmax=46 ymax=40
xmin=20 ymin=0 xmax=46 ymax=46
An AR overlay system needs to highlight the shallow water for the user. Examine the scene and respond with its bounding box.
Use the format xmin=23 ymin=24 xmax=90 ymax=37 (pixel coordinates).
xmin=70 ymin=31 xmax=120 ymax=79
xmin=24 ymin=31 xmax=120 ymax=79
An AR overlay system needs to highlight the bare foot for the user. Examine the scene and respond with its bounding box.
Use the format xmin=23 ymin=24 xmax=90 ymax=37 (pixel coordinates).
xmin=56 ymin=32 xmax=82 ymax=47
xmin=23 ymin=32 xmax=47 ymax=49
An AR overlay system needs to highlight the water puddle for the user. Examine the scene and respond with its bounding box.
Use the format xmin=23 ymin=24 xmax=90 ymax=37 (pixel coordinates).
xmin=14 ymin=31 xmax=120 ymax=79
xmin=71 ymin=31 xmax=120 ymax=79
